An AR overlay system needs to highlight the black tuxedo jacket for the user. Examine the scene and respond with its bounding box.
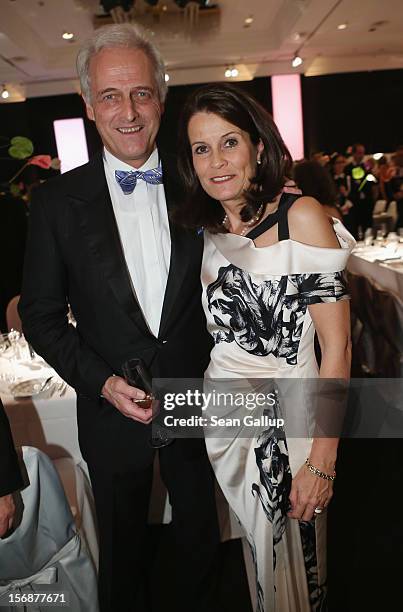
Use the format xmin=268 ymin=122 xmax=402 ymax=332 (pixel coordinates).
xmin=19 ymin=149 xmax=212 ymax=470
xmin=0 ymin=399 xmax=23 ymax=497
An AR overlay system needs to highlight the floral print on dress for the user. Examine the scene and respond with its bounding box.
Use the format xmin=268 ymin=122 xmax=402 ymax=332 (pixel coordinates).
xmin=206 ymin=265 xmax=348 ymax=365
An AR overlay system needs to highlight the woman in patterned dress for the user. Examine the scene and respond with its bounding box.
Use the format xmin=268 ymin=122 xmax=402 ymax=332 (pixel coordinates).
xmin=176 ymin=84 xmax=355 ymax=612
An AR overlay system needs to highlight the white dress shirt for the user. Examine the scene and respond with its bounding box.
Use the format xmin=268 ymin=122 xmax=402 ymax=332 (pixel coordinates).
xmin=103 ymin=147 xmax=171 ymax=337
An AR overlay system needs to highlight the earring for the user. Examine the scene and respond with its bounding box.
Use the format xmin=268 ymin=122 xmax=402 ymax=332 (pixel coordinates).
xmin=257 ymin=158 xmax=261 ymax=165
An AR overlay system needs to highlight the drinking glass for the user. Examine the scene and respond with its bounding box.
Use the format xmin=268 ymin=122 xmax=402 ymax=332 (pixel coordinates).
xmin=375 ymin=230 xmax=383 ymax=245
xmin=0 ymin=333 xmax=11 ymax=356
xmin=386 ymin=232 xmax=399 ymax=253
xmin=364 ymin=228 xmax=373 ymax=246
xmin=122 ymin=358 xmax=172 ymax=448
xmin=7 ymin=329 xmax=21 ymax=360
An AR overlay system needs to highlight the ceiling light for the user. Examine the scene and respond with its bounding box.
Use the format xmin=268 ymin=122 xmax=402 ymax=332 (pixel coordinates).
xmin=1 ymin=85 xmax=9 ymax=99
xmin=244 ymin=15 xmax=253 ymax=26
xmin=292 ymin=55 xmax=303 ymax=68
xmin=231 ymin=68 xmax=239 ymax=77
xmin=62 ymin=31 xmax=74 ymax=40
xmin=165 ymin=73 xmax=170 ymax=82
xmin=373 ymin=152 xmax=383 ymax=160
xmin=225 ymin=68 xmax=232 ymax=78
xmin=337 ymin=23 xmax=348 ymax=30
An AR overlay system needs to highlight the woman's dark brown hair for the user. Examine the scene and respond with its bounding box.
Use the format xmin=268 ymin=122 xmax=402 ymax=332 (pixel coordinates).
xmin=176 ymin=83 xmax=293 ymax=232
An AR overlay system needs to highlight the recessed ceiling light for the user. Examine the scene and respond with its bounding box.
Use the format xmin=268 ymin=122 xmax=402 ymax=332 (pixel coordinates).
xmin=165 ymin=73 xmax=170 ymax=82
xmin=231 ymin=68 xmax=239 ymax=77
xmin=1 ymin=85 xmax=10 ymax=99
xmin=225 ymin=68 xmax=232 ymax=78
xmin=292 ymin=55 xmax=303 ymax=68
xmin=337 ymin=23 xmax=348 ymax=30
xmin=62 ymin=31 xmax=74 ymax=40
xmin=244 ymin=15 xmax=254 ymax=26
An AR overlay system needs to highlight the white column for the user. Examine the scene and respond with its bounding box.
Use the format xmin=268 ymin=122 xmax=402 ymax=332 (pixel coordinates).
xmin=271 ymin=74 xmax=304 ymax=161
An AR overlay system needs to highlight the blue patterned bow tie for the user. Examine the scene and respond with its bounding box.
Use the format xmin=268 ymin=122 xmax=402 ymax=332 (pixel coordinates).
xmin=115 ymin=165 xmax=163 ymax=195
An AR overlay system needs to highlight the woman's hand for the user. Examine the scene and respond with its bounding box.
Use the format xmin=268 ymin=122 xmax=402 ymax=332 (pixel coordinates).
xmin=287 ymin=464 xmax=333 ymax=521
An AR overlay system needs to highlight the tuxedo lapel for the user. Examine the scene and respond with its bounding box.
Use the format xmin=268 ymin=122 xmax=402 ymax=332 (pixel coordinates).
xmin=67 ymin=154 xmax=151 ymax=337
xmin=158 ymin=149 xmax=192 ymax=337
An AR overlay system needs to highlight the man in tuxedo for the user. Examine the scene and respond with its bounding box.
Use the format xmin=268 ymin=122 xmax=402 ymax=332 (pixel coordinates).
xmin=0 ymin=399 xmax=23 ymax=538
xmin=19 ymin=24 xmax=219 ymax=612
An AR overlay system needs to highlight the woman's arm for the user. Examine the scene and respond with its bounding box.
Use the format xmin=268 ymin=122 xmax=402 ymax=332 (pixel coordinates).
xmin=307 ymin=299 xmax=351 ymax=471
xmin=286 ymin=197 xmax=352 ymax=520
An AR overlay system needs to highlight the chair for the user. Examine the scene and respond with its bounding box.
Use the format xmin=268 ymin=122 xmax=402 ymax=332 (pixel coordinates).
xmin=373 ymin=200 xmax=387 ymax=214
xmin=386 ymin=200 xmax=398 ymax=228
xmin=346 ymin=272 xmax=377 ymax=377
xmin=371 ymin=285 xmax=403 ymax=378
xmin=347 ymin=271 xmax=403 ymax=378
xmin=6 ymin=295 xmax=22 ymax=333
xmin=0 ymin=447 xmax=99 ymax=612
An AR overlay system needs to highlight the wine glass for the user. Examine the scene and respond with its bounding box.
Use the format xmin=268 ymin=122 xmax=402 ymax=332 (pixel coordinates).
xmin=122 ymin=358 xmax=172 ymax=448
xmin=376 ymin=224 xmax=387 ymax=246
xmin=0 ymin=333 xmax=11 ymax=356
xmin=364 ymin=228 xmax=373 ymax=246
xmin=386 ymin=232 xmax=399 ymax=254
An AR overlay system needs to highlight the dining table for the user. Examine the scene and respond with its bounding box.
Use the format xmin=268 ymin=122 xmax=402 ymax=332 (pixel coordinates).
xmin=347 ymin=240 xmax=403 ymax=299
xmin=0 ymin=343 xmax=99 ymax=568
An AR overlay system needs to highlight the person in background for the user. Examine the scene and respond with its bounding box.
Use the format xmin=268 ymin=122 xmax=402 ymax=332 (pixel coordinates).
xmin=329 ymin=153 xmax=357 ymax=235
xmin=293 ymin=160 xmax=343 ymax=221
xmin=344 ymin=143 xmax=375 ymax=235
xmin=310 ymin=151 xmax=330 ymax=166
xmin=0 ymin=399 xmax=23 ymax=537
xmin=386 ymin=149 xmax=403 ymax=228
xmin=376 ymin=155 xmax=394 ymax=202
xmin=19 ymin=23 xmax=219 ymax=612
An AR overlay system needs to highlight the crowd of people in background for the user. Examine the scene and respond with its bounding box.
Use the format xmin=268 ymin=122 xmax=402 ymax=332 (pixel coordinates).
xmin=1 ymin=138 xmax=403 ymax=331
xmin=298 ymin=142 xmax=403 ymax=238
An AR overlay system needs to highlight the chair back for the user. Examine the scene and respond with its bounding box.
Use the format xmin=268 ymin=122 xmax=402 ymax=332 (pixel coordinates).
xmin=373 ymin=200 xmax=387 ymax=214
xmin=347 ymin=271 xmax=403 ymax=378
xmin=6 ymin=295 xmax=22 ymax=333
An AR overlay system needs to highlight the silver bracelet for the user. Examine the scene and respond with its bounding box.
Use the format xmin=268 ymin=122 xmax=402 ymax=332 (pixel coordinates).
xmin=305 ymin=458 xmax=336 ymax=481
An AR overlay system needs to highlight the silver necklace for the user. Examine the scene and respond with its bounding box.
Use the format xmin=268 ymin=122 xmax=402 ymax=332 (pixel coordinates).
xmin=222 ymin=204 xmax=264 ymax=237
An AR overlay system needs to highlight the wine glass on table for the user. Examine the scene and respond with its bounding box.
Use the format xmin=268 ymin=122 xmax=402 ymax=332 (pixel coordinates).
xmin=0 ymin=333 xmax=11 ymax=356
xmin=122 ymin=358 xmax=172 ymax=448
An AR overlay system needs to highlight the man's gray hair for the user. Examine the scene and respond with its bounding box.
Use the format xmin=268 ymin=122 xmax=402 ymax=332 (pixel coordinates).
xmin=76 ymin=23 xmax=168 ymax=103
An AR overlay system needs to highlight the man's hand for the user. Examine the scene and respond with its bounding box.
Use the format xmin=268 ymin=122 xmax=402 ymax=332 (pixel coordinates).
xmin=0 ymin=494 xmax=15 ymax=537
xmin=101 ymin=376 xmax=154 ymax=424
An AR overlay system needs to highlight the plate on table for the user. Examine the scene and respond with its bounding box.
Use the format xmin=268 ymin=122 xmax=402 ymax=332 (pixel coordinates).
xmin=9 ymin=377 xmax=53 ymax=399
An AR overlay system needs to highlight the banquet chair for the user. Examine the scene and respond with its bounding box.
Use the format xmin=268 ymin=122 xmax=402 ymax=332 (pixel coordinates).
xmin=346 ymin=272 xmax=377 ymax=377
xmin=0 ymin=446 xmax=99 ymax=612
xmin=371 ymin=284 xmax=403 ymax=378
xmin=373 ymin=200 xmax=387 ymax=215
xmin=6 ymin=295 xmax=22 ymax=333
xmin=386 ymin=200 xmax=398 ymax=228
xmin=372 ymin=213 xmax=395 ymax=234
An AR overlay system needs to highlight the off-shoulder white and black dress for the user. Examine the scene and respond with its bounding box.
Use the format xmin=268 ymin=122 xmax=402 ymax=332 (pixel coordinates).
xmin=201 ymin=192 xmax=355 ymax=612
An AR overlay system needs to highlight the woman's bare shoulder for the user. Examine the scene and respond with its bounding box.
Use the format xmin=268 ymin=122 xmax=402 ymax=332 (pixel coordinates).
xmin=288 ymin=196 xmax=340 ymax=248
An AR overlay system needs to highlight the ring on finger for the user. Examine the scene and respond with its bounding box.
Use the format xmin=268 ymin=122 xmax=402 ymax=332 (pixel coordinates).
xmin=314 ymin=506 xmax=323 ymax=515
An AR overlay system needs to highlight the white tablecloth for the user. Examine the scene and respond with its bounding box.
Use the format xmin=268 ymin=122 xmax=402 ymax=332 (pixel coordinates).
xmin=347 ymin=243 xmax=403 ymax=298
xmin=0 ymin=354 xmax=99 ymax=568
